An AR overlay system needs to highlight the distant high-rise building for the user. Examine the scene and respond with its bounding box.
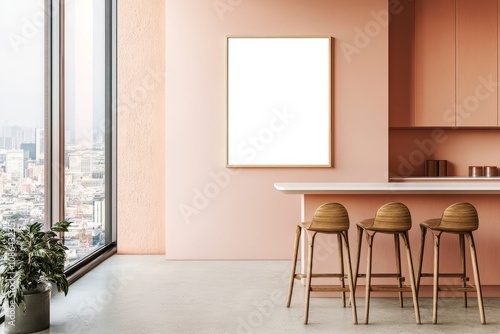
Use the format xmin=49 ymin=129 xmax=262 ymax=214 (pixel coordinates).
xmin=0 ymin=125 xmax=35 ymax=150
xmin=1 ymin=125 xmax=27 ymax=149
xmin=27 ymin=164 xmax=44 ymax=183
xmin=69 ymin=154 xmax=82 ymax=172
xmin=5 ymin=150 xmax=24 ymax=178
xmin=21 ymin=143 xmax=36 ymax=160
xmin=93 ymin=195 xmax=105 ymax=226
xmin=0 ymin=137 xmax=13 ymax=150
xmin=35 ymin=128 xmax=44 ymax=161
xmin=0 ymin=151 xmax=6 ymax=172
xmin=81 ymin=154 xmax=93 ymax=174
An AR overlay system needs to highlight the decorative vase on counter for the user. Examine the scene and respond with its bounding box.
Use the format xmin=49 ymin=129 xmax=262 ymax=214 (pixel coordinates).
xmin=425 ymin=160 xmax=447 ymax=177
xmin=469 ymin=166 xmax=483 ymax=177
xmin=484 ymin=166 xmax=498 ymax=177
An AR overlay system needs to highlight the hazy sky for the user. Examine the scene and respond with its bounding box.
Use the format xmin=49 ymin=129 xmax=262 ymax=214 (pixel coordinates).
xmin=0 ymin=0 xmax=105 ymax=145
xmin=0 ymin=0 xmax=45 ymax=128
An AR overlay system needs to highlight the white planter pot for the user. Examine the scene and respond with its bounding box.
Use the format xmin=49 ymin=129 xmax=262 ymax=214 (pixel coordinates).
xmin=3 ymin=283 xmax=51 ymax=334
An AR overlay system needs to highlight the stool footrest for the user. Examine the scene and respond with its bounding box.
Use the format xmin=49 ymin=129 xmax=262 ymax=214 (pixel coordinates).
xmin=369 ymin=285 xmax=413 ymax=292
xmin=357 ymin=273 xmax=403 ymax=278
xmin=295 ymin=273 xmax=346 ymax=279
xmin=438 ymin=284 xmax=476 ymax=292
xmin=420 ymin=272 xmax=467 ymax=278
xmin=310 ymin=285 xmax=351 ymax=292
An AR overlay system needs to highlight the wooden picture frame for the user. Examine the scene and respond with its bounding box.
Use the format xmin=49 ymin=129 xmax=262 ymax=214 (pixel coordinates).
xmin=226 ymin=36 xmax=332 ymax=167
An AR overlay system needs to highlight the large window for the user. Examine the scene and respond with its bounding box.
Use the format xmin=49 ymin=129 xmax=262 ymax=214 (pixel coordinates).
xmin=61 ymin=0 xmax=114 ymax=266
xmin=0 ymin=0 xmax=115 ymax=269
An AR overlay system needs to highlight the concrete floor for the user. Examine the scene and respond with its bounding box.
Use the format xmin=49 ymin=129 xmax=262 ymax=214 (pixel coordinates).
xmin=3 ymin=255 xmax=500 ymax=333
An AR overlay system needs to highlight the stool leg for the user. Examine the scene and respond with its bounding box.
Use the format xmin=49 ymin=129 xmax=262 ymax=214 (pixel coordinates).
xmin=287 ymin=225 xmax=302 ymax=307
xmin=465 ymin=232 xmax=486 ymax=324
xmin=337 ymin=233 xmax=346 ymax=307
xmin=354 ymin=225 xmax=363 ymax=289
xmin=432 ymin=233 xmax=441 ymax=324
xmin=341 ymin=231 xmax=358 ymax=325
xmin=416 ymin=226 xmax=427 ymax=295
xmin=364 ymin=232 xmax=374 ymax=324
xmin=394 ymin=234 xmax=403 ymax=308
xmin=459 ymin=233 xmax=467 ymax=308
xmin=401 ymin=232 xmax=421 ymax=324
xmin=304 ymin=231 xmax=317 ymax=324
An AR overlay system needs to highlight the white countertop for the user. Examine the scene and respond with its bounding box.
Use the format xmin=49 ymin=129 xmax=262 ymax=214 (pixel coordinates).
xmin=274 ymin=182 xmax=500 ymax=194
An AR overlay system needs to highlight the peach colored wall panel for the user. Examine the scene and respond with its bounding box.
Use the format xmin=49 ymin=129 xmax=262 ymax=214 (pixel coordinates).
xmin=117 ymin=0 xmax=166 ymax=254
xmin=166 ymin=0 xmax=388 ymax=259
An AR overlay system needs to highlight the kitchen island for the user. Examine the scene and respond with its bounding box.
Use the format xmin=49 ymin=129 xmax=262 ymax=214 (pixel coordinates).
xmin=275 ymin=182 xmax=500 ymax=297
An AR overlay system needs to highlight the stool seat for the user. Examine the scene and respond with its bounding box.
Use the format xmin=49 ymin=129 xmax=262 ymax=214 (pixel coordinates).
xmin=299 ymin=221 xmax=348 ymax=233
xmin=419 ymin=218 xmax=440 ymax=230
xmin=423 ymin=201 xmax=479 ymax=232
xmin=287 ymin=203 xmax=357 ymax=325
xmin=355 ymin=202 xmax=421 ymax=325
xmin=417 ymin=202 xmax=485 ymax=324
xmin=357 ymin=218 xmax=411 ymax=233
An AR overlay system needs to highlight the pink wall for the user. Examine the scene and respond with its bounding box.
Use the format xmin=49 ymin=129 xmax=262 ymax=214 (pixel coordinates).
xmin=165 ymin=0 xmax=389 ymax=259
xmin=117 ymin=0 xmax=166 ymax=254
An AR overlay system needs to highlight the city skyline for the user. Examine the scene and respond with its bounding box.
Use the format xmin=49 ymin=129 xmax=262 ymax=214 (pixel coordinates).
xmin=0 ymin=123 xmax=107 ymax=266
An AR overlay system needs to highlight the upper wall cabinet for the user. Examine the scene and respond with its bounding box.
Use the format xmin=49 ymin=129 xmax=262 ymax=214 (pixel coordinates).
xmin=390 ymin=0 xmax=499 ymax=127
xmin=414 ymin=0 xmax=455 ymax=127
xmin=456 ymin=0 xmax=498 ymax=126
xmin=389 ymin=0 xmax=415 ymax=127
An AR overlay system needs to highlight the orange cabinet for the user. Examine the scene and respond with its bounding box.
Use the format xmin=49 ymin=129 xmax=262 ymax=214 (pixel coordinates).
xmin=389 ymin=0 xmax=415 ymax=127
xmin=414 ymin=0 xmax=456 ymax=127
xmin=456 ymin=0 xmax=498 ymax=126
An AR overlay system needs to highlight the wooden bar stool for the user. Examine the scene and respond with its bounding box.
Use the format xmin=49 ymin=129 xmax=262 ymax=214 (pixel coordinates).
xmin=416 ymin=202 xmax=486 ymax=324
xmin=286 ymin=202 xmax=357 ymax=325
xmin=354 ymin=202 xmax=421 ymax=324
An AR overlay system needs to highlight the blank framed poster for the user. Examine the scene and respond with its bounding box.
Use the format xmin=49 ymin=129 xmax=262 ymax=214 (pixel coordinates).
xmin=226 ymin=36 xmax=331 ymax=167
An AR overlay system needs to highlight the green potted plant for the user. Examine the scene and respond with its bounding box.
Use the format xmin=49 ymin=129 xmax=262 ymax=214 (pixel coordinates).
xmin=0 ymin=221 xmax=72 ymax=334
